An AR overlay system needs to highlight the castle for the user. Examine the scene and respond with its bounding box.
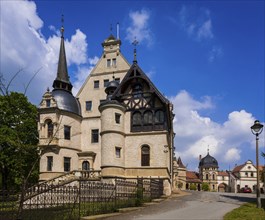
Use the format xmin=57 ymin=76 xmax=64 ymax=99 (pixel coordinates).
xmin=38 ymin=24 xmax=174 ymax=195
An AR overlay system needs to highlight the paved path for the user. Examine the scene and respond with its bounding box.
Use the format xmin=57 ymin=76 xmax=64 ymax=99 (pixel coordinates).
xmin=105 ymin=191 xmax=256 ymax=220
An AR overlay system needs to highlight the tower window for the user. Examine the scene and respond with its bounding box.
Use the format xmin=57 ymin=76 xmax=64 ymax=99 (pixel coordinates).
xmin=115 ymin=113 xmax=121 ymax=124
xmin=64 ymin=125 xmax=71 ymax=140
xmin=107 ymin=59 xmax=111 ymax=67
xmin=46 ymin=99 xmax=51 ymax=107
xmin=115 ymin=147 xmax=121 ymax=158
xmin=47 ymin=120 xmax=53 ymax=138
xmin=141 ymin=145 xmax=150 ymax=166
xmin=86 ymin=101 xmax=92 ymax=111
xmin=132 ymin=83 xmax=143 ymax=98
xmin=104 ymin=79 xmax=109 ymax=87
xmin=47 ymin=156 xmax=53 ymax=171
xmin=91 ymin=129 xmax=99 ymax=143
xmin=112 ymin=58 xmax=116 ymax=67
xmin=94 ymin=80 xmax=99 ymax=88
xmin=206 ymin=174 xmax=209 ymax=180
xmin=64 ymin=157 xmax=71 ymax=172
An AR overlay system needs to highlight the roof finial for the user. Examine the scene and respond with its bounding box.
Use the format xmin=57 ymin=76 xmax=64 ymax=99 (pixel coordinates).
xmin=61 ymin=14 xmax=64 ymax=37
xmin=132 ymin=37 xmax=139 ymax=64
xmin=207 ymin=145 xmax=209 ymax=154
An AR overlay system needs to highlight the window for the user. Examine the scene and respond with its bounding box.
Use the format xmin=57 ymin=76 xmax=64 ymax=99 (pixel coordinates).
xmin=251 ymin=172 xmax=254 ymax=177
xmin=132 ymin=83 xmax=142 ymax=98
xmin=245 ymin=172 xmax=248 ymax=177
xmin=112 ymin=58 xmax=116 ymax=67
xmin=206 ymin=174 xmax=209 ymax=180
xmin=64 ymin=157 xmax=71 ymax=172
xmin=64 ymin=125 xmax=71 ymax=140
xmin=212 ymin=185 xmax=215 ymax=190
xmin=46 ymin=99 xmax=51 ymax=107
xmin=94 ymin=80 xmax=99 ymax=88
xmin=107 ymin=59 xmax=111 ymax=67
xmin=115 ymin=113 xmax=121 ymax=124
xmin=212 ymin=174 xmax=215 ymax=180
xmin=47 ymin=156 xmax=53 ymax=171
xmin=141 ymin=145 xmax=150 ymax=166
xmin=86 ymin=101 xmax=92 ymax=111
xmin=132 ymin=112 xmax=141 ymax=126
xmin=143 ymin=111 xmax=153 ymax=125
xmin=115 ymin=147 xmax=121 ymax=158
xmin=222 ymin=176 xmax=225 ymax=180
xmin=104 ymin=79 xmax=109 ymax=87
xmin=82 ymin=161 xmax=90 ymax=170
xmin=47 ymin=120 xmax=53 ymax=138
xmin=155 ymin=110 xmax=164 ymax=124
xmin=91 ymin=129 xmax=99 ymax=143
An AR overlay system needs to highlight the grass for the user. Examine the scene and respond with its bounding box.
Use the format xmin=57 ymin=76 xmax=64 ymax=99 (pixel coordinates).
xmin=224 ymin=202 xmax=265 ymax=220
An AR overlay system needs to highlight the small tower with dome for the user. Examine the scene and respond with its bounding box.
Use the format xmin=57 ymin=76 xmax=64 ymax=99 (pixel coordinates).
xmin=198 ymin=149 xmax=219 ymax=191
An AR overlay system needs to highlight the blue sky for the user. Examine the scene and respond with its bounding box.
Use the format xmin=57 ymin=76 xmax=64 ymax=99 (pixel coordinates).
xmin=1 ymin=0 xmax=264 ymax=171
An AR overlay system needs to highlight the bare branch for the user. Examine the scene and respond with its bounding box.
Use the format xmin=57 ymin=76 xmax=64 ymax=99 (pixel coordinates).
xmin=6 ymin=68 xmax=24 ymax=95
xmin=24 ymin=67 xmax=42 ymax=95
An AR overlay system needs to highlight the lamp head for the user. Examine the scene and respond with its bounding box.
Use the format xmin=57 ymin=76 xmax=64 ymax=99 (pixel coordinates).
xmin=251 ymin=120 xmax=263 ymax=135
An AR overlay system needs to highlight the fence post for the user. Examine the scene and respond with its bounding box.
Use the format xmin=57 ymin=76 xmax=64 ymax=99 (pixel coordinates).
xmin=78 ymin=177 xmax=81 ymax=219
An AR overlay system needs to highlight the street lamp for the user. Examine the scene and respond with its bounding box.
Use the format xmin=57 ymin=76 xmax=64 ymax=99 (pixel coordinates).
xmin=250 ymin=120 xmax=263 ymax=208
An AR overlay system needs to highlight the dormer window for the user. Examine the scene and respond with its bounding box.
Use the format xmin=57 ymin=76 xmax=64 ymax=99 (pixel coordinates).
xmin=46 ymin=99 xmax=51 ymax=107
xmin=132 ymin=83 xmax=142 ymax=98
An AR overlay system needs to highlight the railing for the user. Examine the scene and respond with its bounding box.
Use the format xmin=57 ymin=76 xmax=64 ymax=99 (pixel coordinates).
xmin=0 ymin=177 xmax=164 ymax=220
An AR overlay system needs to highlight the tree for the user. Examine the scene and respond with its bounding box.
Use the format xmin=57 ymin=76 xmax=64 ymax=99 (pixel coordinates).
xmin=0 ymin=92 xmax=39 ymax=190
xmin=190 ymin=183 xmax=197 ymax=190
xmin=202 ymin=182 xmax=209 ymax=191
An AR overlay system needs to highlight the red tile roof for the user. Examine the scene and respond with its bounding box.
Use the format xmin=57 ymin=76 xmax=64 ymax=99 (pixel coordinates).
xmin=186 ymin=171 xmax=202 ymax=183
xmin=218 ymin=171 xmax=229 ymax=176
xmin=232 ymin=164 xmax=245 ymax=172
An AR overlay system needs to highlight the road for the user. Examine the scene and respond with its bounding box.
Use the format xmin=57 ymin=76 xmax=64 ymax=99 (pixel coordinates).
xmin=105 ymin=191 xmax=256 ymax=220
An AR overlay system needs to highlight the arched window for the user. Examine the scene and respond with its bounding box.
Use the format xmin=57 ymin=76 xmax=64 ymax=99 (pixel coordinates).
xmin=46 ymin=120 xmax=53 ymax=138
xmin=141 ymin=145 xmax=150 ymax=166
xmin=212 ymin=174 xmax=215 ymax=180
xmin=132 ymin=112 xmax=141 ymax=126
xmin=143 ymin=111 xmax=153 ymax=125
xmin=155 ymin=110 xmax=164 ymax=124
xmin=82 ymin=161 xmax=90 ymax=171
xmin=206 ymin=174 xmax=209 ymax=180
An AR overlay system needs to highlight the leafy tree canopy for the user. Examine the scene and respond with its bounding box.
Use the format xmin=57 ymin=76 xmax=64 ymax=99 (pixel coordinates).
xmin=0 ymin=92 xmax=39 ymax=190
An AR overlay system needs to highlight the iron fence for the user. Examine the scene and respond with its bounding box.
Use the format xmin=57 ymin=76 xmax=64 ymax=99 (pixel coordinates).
xmin=0 ymin=177 xmax=164 ymax=220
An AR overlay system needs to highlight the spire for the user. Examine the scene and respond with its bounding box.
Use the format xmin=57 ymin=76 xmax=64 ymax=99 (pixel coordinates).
xmin=132 ymin=37 xmax=138 ymax=64
xmin=52 ymin=14 xmax=73 ymax=92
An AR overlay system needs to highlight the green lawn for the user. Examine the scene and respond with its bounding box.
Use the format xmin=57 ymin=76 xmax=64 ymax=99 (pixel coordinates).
xmin=224 ymin=202 xmax=265 ymax=220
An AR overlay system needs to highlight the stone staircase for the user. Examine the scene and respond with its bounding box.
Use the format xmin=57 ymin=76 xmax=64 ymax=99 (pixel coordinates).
xmin=24 ymin=170 xmax=101 ymax=201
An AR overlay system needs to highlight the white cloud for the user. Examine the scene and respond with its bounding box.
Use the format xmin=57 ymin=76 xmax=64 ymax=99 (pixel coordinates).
xmin=0 ymin=0 xmax=91 ymax=104
xmin=170 ymin=90 xmax=262 ymax=170
xmin=177 ymin=5 xmax=214 ymax=41
xmin=126 ymin=9 xmax=152 ymax=46
xmin=209 ymin=46 xmax=223 ymax=62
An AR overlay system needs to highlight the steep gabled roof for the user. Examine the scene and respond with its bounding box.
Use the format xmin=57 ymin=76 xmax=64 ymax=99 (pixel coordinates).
xmin=232 ymin=164 xmax=245 ymax=173
xmin=177 ymin=157 xmax=186 ymax=168
xmin=112 ymin=62 xmax=169 ymax=104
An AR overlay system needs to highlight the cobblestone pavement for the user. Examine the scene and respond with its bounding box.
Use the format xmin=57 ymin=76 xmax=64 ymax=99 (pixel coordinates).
xmin=104 ymin=191 xmax=257 ymax=220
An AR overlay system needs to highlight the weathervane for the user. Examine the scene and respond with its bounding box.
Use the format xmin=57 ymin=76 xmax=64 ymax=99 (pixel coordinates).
xmin=61 ymin=14 xmax=64 ymax=37
xmin=132 ymin=37 xmax=139 ymax=63
xmin=110 ymin=24 xmax=113 ymax=34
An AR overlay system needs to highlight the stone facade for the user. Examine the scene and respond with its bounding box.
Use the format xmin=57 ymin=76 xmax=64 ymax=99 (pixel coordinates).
xmin=38 ymin=29 xmax=174 ymax=195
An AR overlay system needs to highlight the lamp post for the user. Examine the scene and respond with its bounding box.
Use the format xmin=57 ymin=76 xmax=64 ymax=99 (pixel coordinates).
xmin=250 ymin=120 xmax=263 ymax=208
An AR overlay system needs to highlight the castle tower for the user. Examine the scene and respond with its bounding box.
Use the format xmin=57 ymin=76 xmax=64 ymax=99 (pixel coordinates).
xmin=38 ymin=23 xmax=81 ymax=181
xmin=198 ymin=151 xmax=219 ymax=191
